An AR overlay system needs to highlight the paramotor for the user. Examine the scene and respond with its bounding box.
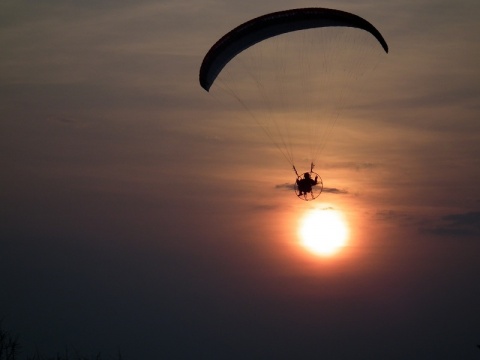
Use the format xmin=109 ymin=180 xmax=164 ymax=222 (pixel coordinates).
xmin=199 ymin=8 xmax=388 ymax=200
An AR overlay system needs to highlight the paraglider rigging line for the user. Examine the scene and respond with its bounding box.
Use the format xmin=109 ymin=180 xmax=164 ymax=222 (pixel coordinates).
xmin=217 ymin=77 xmax=295 ymax=166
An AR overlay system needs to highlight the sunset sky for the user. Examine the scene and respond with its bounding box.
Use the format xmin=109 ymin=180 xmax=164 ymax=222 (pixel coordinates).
xmin=1 ymin=0 xmax=480 ymax=359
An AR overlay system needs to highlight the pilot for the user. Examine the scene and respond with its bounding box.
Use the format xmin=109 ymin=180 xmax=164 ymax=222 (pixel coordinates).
xmin=296 ymin=172 xmax=318 ymax=196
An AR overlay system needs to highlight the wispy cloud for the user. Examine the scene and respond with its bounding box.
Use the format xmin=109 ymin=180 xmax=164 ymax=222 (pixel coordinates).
xmin=275 ymin=183 xmax=294 ymax=191
xmin=275 ymin=183 xmax=348 ymax=195
xmin=323 ymin=187 xmax=349 ymax=195
xmin=324 ymin=162 xmax=378 ymax=171
xmin=374 ymin=210 xmax=418 ymax=224
xmin=371 ymin=209 xmax=480 ymax=239
xmin=421 ymin=211 xmax=480 ymax=237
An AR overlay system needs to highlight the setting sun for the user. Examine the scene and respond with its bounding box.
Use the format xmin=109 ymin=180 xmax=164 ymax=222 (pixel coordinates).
xmin=299 ymin=209 xmax=349 ymax=256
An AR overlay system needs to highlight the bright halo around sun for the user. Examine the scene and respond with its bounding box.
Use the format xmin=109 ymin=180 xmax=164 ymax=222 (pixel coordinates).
xmin=299 ymin=209 xmax=349 ymax=256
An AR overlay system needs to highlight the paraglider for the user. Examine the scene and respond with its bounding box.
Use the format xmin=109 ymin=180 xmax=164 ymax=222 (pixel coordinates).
xmin=199 ymin=8 xmax=388 ymax=200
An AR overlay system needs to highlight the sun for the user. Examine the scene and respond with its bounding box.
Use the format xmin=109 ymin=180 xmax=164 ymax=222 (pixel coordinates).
xmin=299 ymin=209 xmax=349 ymax=256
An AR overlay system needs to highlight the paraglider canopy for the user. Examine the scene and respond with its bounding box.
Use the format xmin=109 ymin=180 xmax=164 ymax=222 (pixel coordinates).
xmin=199 ymin=7 xmax=388 ymax=91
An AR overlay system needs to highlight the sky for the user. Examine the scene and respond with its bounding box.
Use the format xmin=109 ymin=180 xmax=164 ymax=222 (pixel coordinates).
xmin=1 ymin=0 xmax=480 ymax=359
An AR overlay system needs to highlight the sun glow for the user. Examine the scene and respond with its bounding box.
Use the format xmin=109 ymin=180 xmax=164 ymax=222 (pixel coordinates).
xmin=299 ymin=209 xmax=349 ymax=256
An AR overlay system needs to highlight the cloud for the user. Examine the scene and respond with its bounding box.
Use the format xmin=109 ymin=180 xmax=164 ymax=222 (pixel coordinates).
xmin=324 ymin=162 xmax=378 ymax=171
xmin=275 ymin=183 xmax=294 ymax=191
xmin=275 ymin=183 xmax=348 ymax=195
xmin=323 ymin=187 xmax=349 ymax=195
xmin=374 ymin=210 xmax=417 ymax=223
xmin=372 ymin=210 xmax=480 ymax=238
xmin=249 ymin=203 xmax=280 ymax=212
xmin=421 ymin=211 xmax=480 ymax=237
xmin=373 ymin=210 xmax=436 ymax=230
